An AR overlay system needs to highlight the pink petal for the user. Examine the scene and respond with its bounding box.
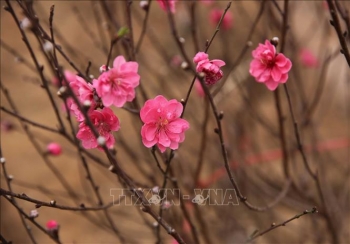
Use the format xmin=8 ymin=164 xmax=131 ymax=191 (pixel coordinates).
xmin=143 ymin=124 xmax=158 ymax=141
xmin=249 ymin=60 xmax=266 ymax=78
xmin=113 ymin=56 xmax=126 ymax=71
xmin=210 ymin=59 xmax=226 ymax=67
xmin=271 ymin=66 xmax=282 ymax=82
xmin=264 ymin=80 xmax=279 ymax=91
xmin=279 ymin=73 xmax=289 ymax=83
xmin=158 ymin=130 xmax=171 ymax=147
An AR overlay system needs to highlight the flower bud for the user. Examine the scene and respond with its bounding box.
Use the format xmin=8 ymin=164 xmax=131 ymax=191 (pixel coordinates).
xmin=140 ymin=1 xmax=149 ymax=11
xmin=97 ymin=136 xmax=106 ymax=147
xmin=47 ymin=143 xmax=62 ymax=156
xmin=30 ymin=209 xmax=39 ymax=218
xmin=46 ymin=220 xmax=59 ymax=240
xmin=20 ymin=17 xmax=32 ymax=30
xmin=43 ymin=41 xmax=54 ymax=53
xmin=181 ymin=61 xmax=189 ymax=70
xmin=270 ymin=37 xmax=279 ymax=47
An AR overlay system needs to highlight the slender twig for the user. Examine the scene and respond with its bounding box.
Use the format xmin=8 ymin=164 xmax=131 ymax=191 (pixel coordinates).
xmin=326 ymin=0 xmax=350 ymax=66
xmin=189 ymin=2 xmax=200 ymax=52
xmin=205 ymin=2 xmax=232 ymax=53
xmin=1 ymin=106 xmax=60 ymax=134
xmin=2 ymin=195 xmax=61 ymax=244
xmin=247 ymin=207 xmax=318 ymax=242
xmin=135 ymin=0 xmax=153 ymax=53
xmin=0 ymin=39 xmax=37 ymax=73
xmin=0 ymin=149 xmax=39 ymax=243
xmin=5 ymin=0 xmax=66 ymax=133
xmin=151 ymin=147 xmax=166 ymax=175
xmin=334 ymin=0 xmax=350 ymax=41
xmin=193 ymin=100 xmax=210 ymax=185
xmin=213 ymin=0 xmax=266 ymax=97
xmin=0 ymin=188 xmax=119 ymax=211
xmin=72 ymin=5 xmax=108 ymax=55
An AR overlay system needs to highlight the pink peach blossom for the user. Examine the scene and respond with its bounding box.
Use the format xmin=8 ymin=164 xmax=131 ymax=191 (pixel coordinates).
xmin=193 ymin=52 xmax=225 ymax=85
xmin=140 ymin=95 xmax=189 ymax=153
xmin=68 ymin=75 xmax=94 ymax=103
xmin=157 ymin=0 xmax=176 ymax=13
xmin=249 ymin=40 xmax=292 ymax=91
xmin=299 ymin=49 xmax=318 ymax=68
xmin=209 ymin=9 xmax=233 ymax=30
xmin=76 ymin=107 xmax=120 ymax=149
xmin=65 ymin=74 xmax=96 ymax=121
xmin=93 ymin=56 xmax=140 ymax=108
xmin=47 ymin=142 xmax=62 ymax=156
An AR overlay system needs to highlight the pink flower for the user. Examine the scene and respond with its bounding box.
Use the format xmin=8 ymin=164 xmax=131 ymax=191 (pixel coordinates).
xmin=68 ymin=75 xmax=94 ymax=103
xmin=76 ymin=107 xmax=120 ymax=149
xmin=46 ymin=220 xmax=59 ymax=230
xmin=249 ymin=40 xmax=292 ymax=91
xmin=65 ymin=74 xmax=96 ymax=121
xmin=299 ymin=49 xmax=318 ymax=68
xmin=209 ymin=9 xmax=233 ymax=30
xmin=47 ymin=143 xmax=62 ymax=156
xmin=193 ymin=52 xmax=225 ymax=85
xmin=93 ymin=56 xmax=140 ymax=108
xmin=157 ymin=0 xmax=176 ymax=13
xmin=140 ymin=95 xmax=190 ymax=153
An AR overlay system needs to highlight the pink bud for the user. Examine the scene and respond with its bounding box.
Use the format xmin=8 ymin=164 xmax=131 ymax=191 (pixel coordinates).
xmin=46 ymin=220 xmax=59 ymax=230
xmin=47 ymin=143 xmax=62 ymax=156
xmin=46 ymin=220 xmax=60 ymax=240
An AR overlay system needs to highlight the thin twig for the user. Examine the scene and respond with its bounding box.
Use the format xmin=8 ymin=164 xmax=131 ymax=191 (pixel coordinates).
xmin=0 ymin=188 xmax=119 ymax=211
xmin=247 ymin=207 xmax=318 ymax=242
xmin=326 ymin=0 xmax=350 ymax=66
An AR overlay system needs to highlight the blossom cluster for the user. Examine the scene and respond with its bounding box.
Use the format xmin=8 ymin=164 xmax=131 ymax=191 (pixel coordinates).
xmin=64 ymin=56 xmax=139 ymax=149
xmin=62 ymin=56 xmax=190 ymax=153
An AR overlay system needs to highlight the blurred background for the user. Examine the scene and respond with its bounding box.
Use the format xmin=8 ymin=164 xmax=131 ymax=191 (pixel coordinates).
xmin=1 ymin=0 xmax=349 ymax=243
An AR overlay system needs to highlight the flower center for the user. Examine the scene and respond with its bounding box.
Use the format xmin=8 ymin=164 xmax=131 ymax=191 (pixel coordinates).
xmin=157 ymin=118 xmax=169 ymax=129
xmin=99 ymin=122 xmax=110 ymax=134
xmin=260 ymin=51 xmax=275 ymax=68
xmin=261 ymin=58 xmax=274 ymax=68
